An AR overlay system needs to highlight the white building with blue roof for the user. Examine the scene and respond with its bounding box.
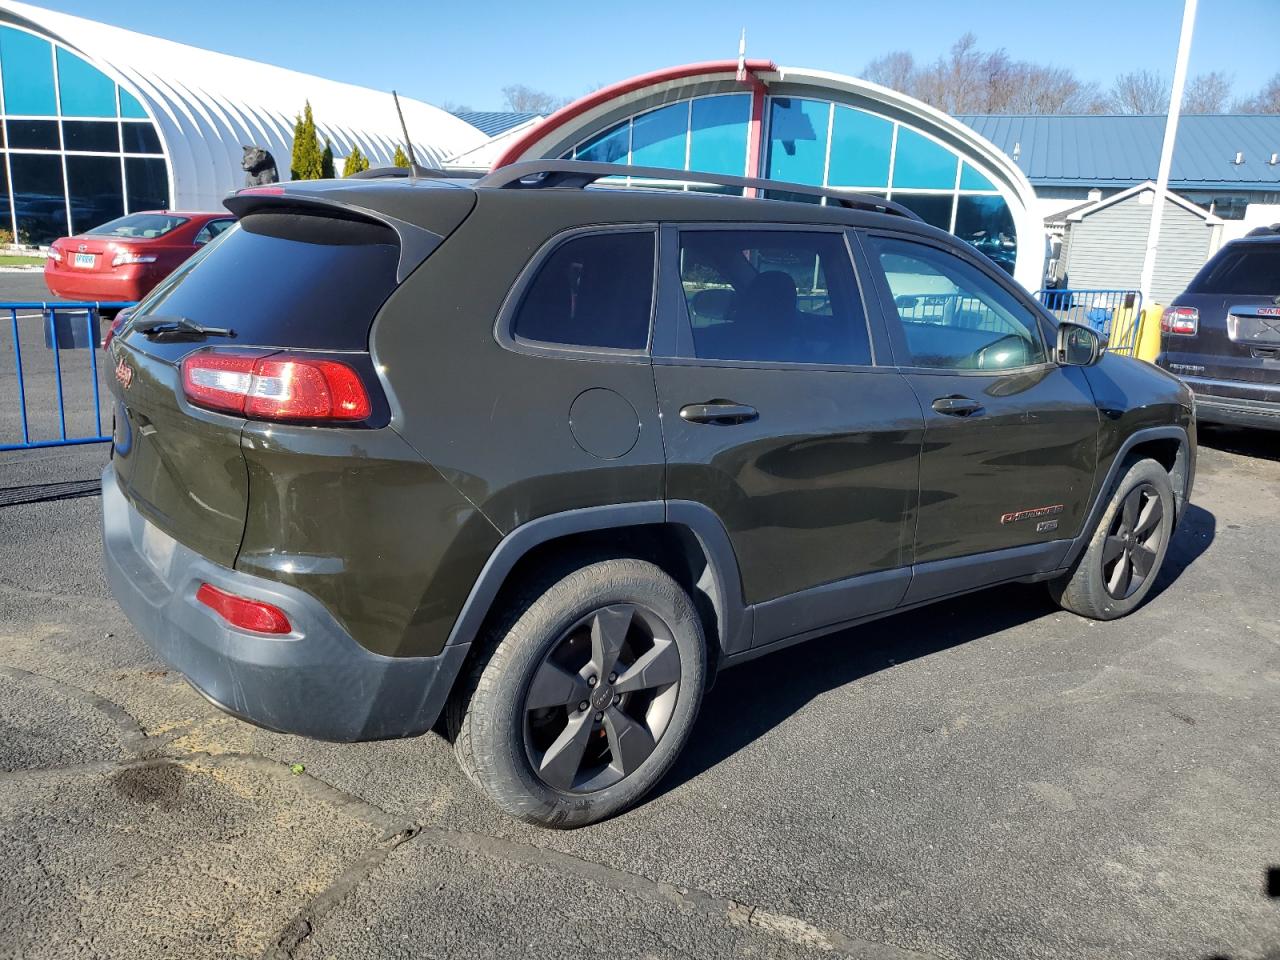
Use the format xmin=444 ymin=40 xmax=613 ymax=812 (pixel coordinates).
xmin=961 ymin=114 xmax=1280 ymax=240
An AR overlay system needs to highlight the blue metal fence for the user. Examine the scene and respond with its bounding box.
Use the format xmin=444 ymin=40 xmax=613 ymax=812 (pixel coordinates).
xmin=2 ymin=301 xmax=135 ymax=452
xmin=1036 ymin=288 xmax=1144 ymax=356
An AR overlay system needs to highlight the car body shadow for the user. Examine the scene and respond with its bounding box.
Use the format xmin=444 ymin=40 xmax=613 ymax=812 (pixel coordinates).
xmin=1147 ymin=502 xmax=1215 ymax=602
xmin=656 ymin=506 xmax=1215 ymax=795
xmin=1197 ymin=424 xmax=1279 ymax=463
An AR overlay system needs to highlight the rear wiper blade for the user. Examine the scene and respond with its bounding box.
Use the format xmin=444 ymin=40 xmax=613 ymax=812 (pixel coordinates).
xmin=132 ymin=315 xmax=235 ymax=340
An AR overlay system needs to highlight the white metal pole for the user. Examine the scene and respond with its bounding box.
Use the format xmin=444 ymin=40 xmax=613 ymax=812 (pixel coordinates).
xmin=1139 ymin=0 xmax=1197 ymax=304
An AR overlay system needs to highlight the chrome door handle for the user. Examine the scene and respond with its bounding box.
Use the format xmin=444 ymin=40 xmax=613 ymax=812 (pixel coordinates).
xmin=931 ymin=396 xmax=984 ymax=417
xmin=679 ymin=401 xmax=759 ymax=425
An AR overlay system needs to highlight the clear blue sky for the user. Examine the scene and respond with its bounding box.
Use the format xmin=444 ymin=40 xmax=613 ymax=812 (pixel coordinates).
xmin=32 ymin=0 xmax=1280 ymax=110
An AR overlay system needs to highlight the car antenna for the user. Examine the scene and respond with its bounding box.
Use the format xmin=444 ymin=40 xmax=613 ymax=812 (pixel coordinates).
xmin=392 ymin=90 xmax=418 ymax=181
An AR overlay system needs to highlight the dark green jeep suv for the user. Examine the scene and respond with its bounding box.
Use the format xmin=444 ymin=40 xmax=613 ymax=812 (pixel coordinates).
xmin=102 ymin=161 xmax=1196 ymax=827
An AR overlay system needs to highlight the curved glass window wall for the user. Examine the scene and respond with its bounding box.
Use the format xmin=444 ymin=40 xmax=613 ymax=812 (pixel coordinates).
xmin=564 ymin=93 xmax=1017 ymax=275
xmin=0 ymin=25 xmax=169 ymax=246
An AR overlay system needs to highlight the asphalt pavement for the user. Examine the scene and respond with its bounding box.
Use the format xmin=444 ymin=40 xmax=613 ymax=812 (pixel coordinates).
xmin=0 ymin=269 xmax=1278 ymax=959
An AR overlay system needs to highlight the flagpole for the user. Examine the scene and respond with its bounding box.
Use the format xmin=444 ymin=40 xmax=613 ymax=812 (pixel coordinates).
xmin=1139 ymin=0 xmax=1197 ymax=304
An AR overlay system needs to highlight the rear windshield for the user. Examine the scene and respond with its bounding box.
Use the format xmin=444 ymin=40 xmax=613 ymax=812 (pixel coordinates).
xmin=129 ymin=211 xmax=401 ymax=350
xmin=1188 ymin=245 xmax=1280 ymax=296
xmin=87 ymin=213 xmax=188 ymax=238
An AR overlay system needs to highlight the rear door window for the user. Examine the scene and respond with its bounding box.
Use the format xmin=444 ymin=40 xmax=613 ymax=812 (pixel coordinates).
xmin=87 ymin=212 xmax=188 ymax=238
xmin=193 ymin=218 xmax=234 ymax=245
xmin=867 ymin=236 xmax=1046 ymax=370
xmin=1189 ymin=246 xmax=1280 ymax=296
xmin=676 ymin=229 xmax=872 ymax=365
xmin=129 ymin=211 xmax=401 ymax=352
xmin=511 ymin=231 xmax=655 ymax=351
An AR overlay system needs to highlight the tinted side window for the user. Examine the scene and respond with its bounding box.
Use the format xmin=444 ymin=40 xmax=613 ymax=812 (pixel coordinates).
xmin=868 ymin=237 xmax=1046 ymax=370
xmin=512 ymin=232 xmax=654 ymax=350
xmin=677 ymin=230 xmax=871 ymax=365
xmin=1188 ymin=246 xmax=1280 ymax=296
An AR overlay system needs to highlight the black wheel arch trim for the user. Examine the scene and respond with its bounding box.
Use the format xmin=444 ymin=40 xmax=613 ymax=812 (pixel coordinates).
xmin=444 ymin=499 xmax=752 ymax=658
xmin=1062 ymin=424 xmax=1192 ymax=570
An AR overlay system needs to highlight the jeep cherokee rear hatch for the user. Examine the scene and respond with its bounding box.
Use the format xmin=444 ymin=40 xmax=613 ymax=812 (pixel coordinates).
xmin=1164 ymin=241 xmax=1280 ymax=389
xmin=105 ymin=185 xmax=473 ymax=566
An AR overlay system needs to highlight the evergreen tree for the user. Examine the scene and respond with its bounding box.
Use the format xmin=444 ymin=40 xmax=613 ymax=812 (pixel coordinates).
xmin=342 ymin=146 xmax=370 ymax=176
xmin=289 ymin=112 xmax=307 ymax=180
xmin=289 ymin=101 xmax=323 ymax=180
xmin=392 ymin=144 xmax=411 ymax=169
xmin=320 ymin=138 xmax=335 ymax=179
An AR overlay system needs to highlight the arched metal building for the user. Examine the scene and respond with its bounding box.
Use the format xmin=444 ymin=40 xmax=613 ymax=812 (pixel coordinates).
xmin=0 ymin=0 xmax=485 ymax=244
xmin=494 ymin=61 xmax=1044 ymax=289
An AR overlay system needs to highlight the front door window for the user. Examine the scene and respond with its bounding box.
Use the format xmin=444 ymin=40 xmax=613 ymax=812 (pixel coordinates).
xmin=872 ymin=237 xmax=1045 ymax=371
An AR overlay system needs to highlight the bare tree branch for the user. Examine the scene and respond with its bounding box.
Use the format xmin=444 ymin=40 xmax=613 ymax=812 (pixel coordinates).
xmin=1182 ymin=71 xmax=1233 ymax=113
xmin=1109 ymin=70 xmax=1170 ymax=114
xmin=863 ymin=51 xmax=915 ymax=93
xmin=861 ymin=34 xmax=1108 ymax=114
xmin=1234 ymin=73 xmax=1280 ymax=113
xmin=501 ymin=84 xmax=570 ymax=114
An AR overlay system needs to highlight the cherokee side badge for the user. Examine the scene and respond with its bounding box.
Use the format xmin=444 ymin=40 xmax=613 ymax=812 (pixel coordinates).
xmin=1001 ymin=503 xmax=1063 ymax=527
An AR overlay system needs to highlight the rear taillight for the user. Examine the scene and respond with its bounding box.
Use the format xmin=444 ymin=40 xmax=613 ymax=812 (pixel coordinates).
xmin=101 ymin=312 xmax=126 ymax=349
xmin=196 ymin=583 xmax=292 ymax=634
xmin=112 ymin=252 xmax=157 ymax=267
xmin=46 ymin=246 xmax=63 ymax=263
xmin=1161 ymin=306 xmax=1199 ymax=336
xmin=180 ymin=351 xmax=372 ymax=423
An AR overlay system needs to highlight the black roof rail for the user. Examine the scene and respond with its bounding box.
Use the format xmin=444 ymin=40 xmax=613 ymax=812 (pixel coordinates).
xmin=349 ymin=164 xmax=479 ymax=180
xmin=474 ymin=159 xmax=923 ymax=221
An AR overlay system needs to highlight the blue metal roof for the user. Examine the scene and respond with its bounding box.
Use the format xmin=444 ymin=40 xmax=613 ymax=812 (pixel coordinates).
xmin=454 ymin=111 xmax=541 ymax=137
xmin=958 ymin=114 xmax=1280 ymax=191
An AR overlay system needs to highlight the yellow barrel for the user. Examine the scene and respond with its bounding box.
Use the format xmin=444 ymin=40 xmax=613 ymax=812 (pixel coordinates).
xmin=1133 ymin=304 xmax=1163 ymax=363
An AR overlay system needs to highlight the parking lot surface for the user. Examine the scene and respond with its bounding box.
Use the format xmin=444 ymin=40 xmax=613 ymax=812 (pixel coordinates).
xmin=1 ymin=274 xmax=1278 ymax=959
xmin=0 ymin=430 xmax=1276 ymax=959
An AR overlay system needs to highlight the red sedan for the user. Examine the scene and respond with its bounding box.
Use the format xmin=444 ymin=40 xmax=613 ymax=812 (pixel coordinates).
xmin=45 ymin=211 xmax=235 ymax=303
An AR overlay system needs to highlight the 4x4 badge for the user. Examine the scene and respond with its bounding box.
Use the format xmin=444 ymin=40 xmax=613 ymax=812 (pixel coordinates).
xmin=114 ymin=357 xmax=133 ymax=388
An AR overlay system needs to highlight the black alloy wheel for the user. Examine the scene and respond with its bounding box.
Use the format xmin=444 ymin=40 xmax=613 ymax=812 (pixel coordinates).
xmin=523 ymin=603 xmax=681 ymax=793
xmin=1101 ymin=481 xmax=1165 ymax=600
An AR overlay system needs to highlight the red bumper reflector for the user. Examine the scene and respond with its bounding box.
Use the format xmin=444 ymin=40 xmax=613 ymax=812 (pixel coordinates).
xmin=196 ymin=583 xmax=292 ymax=634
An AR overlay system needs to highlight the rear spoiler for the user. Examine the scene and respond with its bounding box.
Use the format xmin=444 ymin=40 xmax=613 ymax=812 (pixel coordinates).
xmin=224 ymin=188 xmax=446 ymax=283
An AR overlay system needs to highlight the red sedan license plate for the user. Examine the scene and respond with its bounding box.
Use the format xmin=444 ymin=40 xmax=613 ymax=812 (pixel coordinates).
xmin=73 ymin=252 xmax=95 ymax=269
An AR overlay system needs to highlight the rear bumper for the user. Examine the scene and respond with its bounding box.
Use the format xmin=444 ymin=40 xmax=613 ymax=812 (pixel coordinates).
xmin=45 ymin=266 xmax=150 ymax=302
xmin=1195 ymin=394 xmax=1280 ymax=431
xmin=1174 ymin=374 xmax=1280 ymax=431
xmin=101 ymin=465 xmax=469 ymax=741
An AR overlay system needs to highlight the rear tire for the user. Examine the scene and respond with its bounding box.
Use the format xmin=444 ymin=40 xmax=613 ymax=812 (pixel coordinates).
xmin=447 ymin=558 xmax=705 ymax=828
xmin=1049 ymin=457 xmax=1175 ymax=620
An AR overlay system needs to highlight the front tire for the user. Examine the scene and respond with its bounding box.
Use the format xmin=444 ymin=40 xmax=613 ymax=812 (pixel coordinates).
xmin=1049 ymin=457 xmax=1175 ymax=620
xmin=448 ymin=558 xmax=706 ymax=828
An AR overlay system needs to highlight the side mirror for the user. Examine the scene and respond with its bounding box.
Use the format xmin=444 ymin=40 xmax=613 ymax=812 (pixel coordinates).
xmin=1056 ymin=321 xmax=1104 ymax=366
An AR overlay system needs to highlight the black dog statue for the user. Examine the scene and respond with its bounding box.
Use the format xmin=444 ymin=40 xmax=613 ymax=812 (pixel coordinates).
xmin=242 ymin=146 xmax=279 ymax=186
